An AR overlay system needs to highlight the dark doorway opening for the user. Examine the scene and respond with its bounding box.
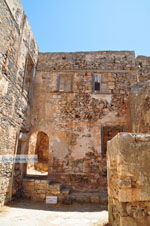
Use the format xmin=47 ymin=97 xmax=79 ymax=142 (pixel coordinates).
xmin=101 ymin=126 xmax=124 ymax=157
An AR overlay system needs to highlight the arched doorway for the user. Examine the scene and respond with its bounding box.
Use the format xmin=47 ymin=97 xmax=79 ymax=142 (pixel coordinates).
xmin=27 ymin=131 xmax=49 ymax=176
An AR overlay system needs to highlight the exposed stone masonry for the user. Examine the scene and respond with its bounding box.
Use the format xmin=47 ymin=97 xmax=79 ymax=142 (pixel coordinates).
xmin=23 ymin=178 xmax=105 ymax=204
xmin=0 ymin=2 xmax=150 ymax=226
xmin=28 ymin=51 xmax=136 ymax=194
xmin=130 ymin=80 xmax=150 ymax=133
xmin=37 ymin=51 xmax=135 ymax=71
xmin=0 ymin=0 xmax=38 ymax=205
xmin=107 ymin=133 xmax=150 ymax=226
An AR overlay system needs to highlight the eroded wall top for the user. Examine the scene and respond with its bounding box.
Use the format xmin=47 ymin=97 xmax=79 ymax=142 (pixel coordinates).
xmin=37 ymin=51 xmax=135 ymax=71
xmin=5 ymin=0 xmax=23 ymax=26
xmin=136 ymin=55 xmax=150 ymax=82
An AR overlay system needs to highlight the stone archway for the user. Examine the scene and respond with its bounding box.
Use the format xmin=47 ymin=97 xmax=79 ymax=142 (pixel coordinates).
xmin=27 ymin=131 xmax=49 ymax=176
xmin=34 ymin=131 xmax=49 ymax=173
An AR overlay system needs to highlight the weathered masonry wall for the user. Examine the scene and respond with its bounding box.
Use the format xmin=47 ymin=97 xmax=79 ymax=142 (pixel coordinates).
xmin=130 ymin=80 xmax=150 ymax=133
xmin=0 ymin=0 xmax=150 ymax=212
xmin=136 ymin=56 xmax=150 ymax=83
xmin=22 ymin=178 xmax=104 ymax=204
xmin=107 ymin=133 xmax=150 ymax=226
xmin=131 ymin=56 xmax=150 ymax=134
xmin=28 ymin=51 xmax=137 ymax=193
xmin=0 ymin=0 xmax=38 ymax=205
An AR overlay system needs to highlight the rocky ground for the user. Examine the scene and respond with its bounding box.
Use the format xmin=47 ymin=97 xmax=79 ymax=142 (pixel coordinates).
xmin=0 ymin=200 xmax=108 ymax=226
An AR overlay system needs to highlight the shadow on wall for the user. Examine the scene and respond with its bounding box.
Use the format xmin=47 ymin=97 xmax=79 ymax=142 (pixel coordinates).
xmin=27 ymin=131 xmax=49 ymax=176
xmin=0 ymin=166 xmax=14 ymax=206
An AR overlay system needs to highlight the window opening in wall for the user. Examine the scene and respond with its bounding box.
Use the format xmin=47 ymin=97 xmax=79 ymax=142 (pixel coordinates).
xmin=57 ymin=73 xmax=73 ymax=92
xmin=93 ymin=73 xmax=113 ymax=94
xmin=93 ymin=74 xmax=101 ymax=91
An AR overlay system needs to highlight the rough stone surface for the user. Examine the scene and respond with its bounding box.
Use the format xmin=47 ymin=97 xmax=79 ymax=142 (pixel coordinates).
xmin=107 ymin=133 xmax=150 ymax=226
xmin=0 ymin=2 xmax=150 ymax=223
xmin=136 ymin=56 xmax=150 ymax=82
xmin=130 ymin=80 xmax=150 ymax=133
xmin=0 ymin=0 xmax=38 ymax=205
xmin=27 ymin=51 xmax=136 ymax=194
xmin=22 ymin=178 xmax=107 ymax=204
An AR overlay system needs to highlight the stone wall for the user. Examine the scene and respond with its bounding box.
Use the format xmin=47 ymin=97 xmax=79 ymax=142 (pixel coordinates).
xmin=27 ymin=51 xmax=137 ymax=193
xmin=136 ymin=56 xmax=150 ymax=83
xmin=1 ymin=0 xmax=150 ymax=207
xmin=23 ymin=178 xmax=105 ymax=204
xmin=107 ymin=133 xmax=150 ymax=226
xmin=37 ymin=51 xmax=135 ymax=71
xmin=0 ymin=0 xmax=38 ymax=205
xmin=130 ymin=80 xmax=150 ymax=133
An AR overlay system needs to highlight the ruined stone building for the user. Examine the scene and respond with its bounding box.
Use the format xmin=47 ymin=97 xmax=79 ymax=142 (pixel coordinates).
xmin=0 ymin=0 xmax=150 ymax=225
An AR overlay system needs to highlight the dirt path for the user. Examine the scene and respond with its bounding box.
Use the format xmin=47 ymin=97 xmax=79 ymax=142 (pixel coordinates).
xmin=0 ymin=200 xmax=108 ymax=226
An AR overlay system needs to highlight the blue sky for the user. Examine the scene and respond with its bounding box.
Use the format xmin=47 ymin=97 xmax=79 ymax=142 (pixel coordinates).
xmin=21 ymin=0 xmax=150 ymax=56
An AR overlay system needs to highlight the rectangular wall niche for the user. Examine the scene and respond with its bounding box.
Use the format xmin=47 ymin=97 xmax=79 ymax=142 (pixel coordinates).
xmin=93 ymin=73 xmax=101 ymax=91
xmin=93 ymin=73 xmax=112 ymax=94
xmin=101 ymin=126 xmax=124 ymax=157
xmin=23 ymin=54 xmax=34 ymax=93
xmin=57 ymin=72 xmax=74 ymax=92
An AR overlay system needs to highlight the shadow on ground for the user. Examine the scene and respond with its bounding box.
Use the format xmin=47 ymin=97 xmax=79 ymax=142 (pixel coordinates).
xmin=0 ymin=200 xmax=108 ymax=226
xmin=7 ymin=199 xmax=108 ymax=212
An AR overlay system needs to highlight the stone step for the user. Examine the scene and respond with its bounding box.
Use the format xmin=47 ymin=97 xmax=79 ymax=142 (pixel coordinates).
xmin=24 ymin=175 xmax=48 ymax=180
xmin=69 ymin=192 xmax=107 ymax=204
xmin=48 ymin=182 xmax=63 ymax=195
